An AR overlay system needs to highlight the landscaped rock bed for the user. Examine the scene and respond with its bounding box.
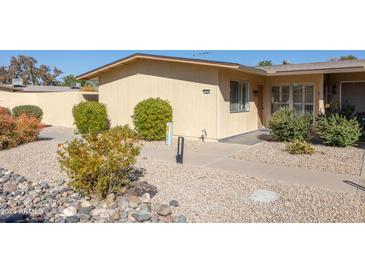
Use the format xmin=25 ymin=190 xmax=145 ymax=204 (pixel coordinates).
xmin=231 ymin=141 xmax=365 ymax=176
xmin=139 ymin=158 xmax=365 ymax=223
xmin=0 ymin=167 xmax=187 ymax=223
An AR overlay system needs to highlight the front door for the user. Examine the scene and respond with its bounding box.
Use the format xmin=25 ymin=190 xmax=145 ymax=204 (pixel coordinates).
xmin=256 ymin=85 xmax=264 ymax=128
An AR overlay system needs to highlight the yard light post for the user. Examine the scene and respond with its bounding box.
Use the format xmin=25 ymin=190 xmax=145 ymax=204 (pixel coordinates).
xmin=166 ymin=122 xmax=173 ymax=146
xmin=176 ymin=136 xmax=184 ymax=164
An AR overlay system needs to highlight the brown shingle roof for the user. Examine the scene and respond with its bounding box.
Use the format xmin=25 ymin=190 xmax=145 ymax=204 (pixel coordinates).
xmin=77 ymin=53 xmax=365 ymax=80
xmin=77 ymin=53 xmax=267 ymax=80
xmin=256 ymin=59 xmax=365 ymax=74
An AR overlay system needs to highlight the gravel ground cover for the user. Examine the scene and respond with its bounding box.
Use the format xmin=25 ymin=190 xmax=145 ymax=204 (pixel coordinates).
xmin=1 ymin=136 xmax=365 ymax=222
xmin=231 ymin=141 xmax=365 ymax=176
xmin=141 ymin=139 xmax=205 ymax=151
xmin=0 ymin=139 xmax=66 ymax=184
xmin=138 ymin=158 xmax=365 ymax=223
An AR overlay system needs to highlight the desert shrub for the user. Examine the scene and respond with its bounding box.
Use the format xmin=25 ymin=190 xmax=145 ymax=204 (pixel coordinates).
xmin=316 ymin=114 xmax=362 ymax=147
xmin=15 ymin=114 xmax=43 ymax=144
xmin=57 ymin=126 xmax=141 ymax=198
xmin=0 ymin=106 xmax=11 ymax=116
xmin=0 ymin=110 xmax=43 ymax=150
xmin=268 ymin=107 xmax=312 ymax=141
xmin=0 ymin=110 xmax=17 ymax=150
xmin=72 ymin=101 xmax=109 ymax=135
xmin=12 ymin=105 xmax=43 ymax=121
xmin=285 ymin=139 xmax=315 ymax=155
xmin=133 ymin=98 xmax=173 ymax=140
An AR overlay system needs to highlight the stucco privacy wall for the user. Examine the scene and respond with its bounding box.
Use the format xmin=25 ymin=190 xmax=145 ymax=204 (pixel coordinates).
xmin=98 ymin=59 xmax=220 ymax=140
xmin=326 ymin=72 xmax=365 ymax=104
xmin=0 ymin=90 xmax=88 ymax=127
xmin=262 ymin=74 xmax=324 ymax=126
xmin=217 ymin=69 xmax=265 ymax=139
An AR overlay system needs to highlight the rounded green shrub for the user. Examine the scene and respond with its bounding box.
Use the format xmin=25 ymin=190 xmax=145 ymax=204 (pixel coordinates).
xmin=285 ymin=139 xmax=315 ymax=155
xmin=57 ymin=126 xmax=141 ymax=198
xmin=72 ymin=101 xmax=109 ymax=135
xmin=268 ymin=107 xmax=312 ymax=142
xmin=316 ymin=114 xmax=362 ymax=147
xmin=133 ymin=98 xmax=173 ymax=140
xmin=12 ymin=105 xmax=43 ymax=121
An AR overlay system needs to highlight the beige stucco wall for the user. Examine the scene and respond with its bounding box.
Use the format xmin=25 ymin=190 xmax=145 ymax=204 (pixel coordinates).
xmin=217 ymin=69 xmax=265 ymax=139
xmin=98 ymin=59 xmax=220 ymax=140
xmin=0 ymin=89 xmax=92 ymax=127
xmin=262 ymin=74 xmax=324 ymax=126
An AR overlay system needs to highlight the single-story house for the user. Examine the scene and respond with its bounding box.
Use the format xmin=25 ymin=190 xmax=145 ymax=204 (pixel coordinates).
xmin=0 ymin=85 xmax=98 ymax=127
xmin=77 ymin=53 xmax=365 ymax=141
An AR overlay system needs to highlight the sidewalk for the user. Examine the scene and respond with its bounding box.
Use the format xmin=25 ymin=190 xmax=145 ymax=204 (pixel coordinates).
xmin=141 ymin=142 xmax=363 ymax=194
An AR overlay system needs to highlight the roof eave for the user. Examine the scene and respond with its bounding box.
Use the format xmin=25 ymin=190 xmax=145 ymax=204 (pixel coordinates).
xmin=266 ymin=66 xmax=365 ymax=76
xmin=77 ymin=53 xmax=267 ymax=80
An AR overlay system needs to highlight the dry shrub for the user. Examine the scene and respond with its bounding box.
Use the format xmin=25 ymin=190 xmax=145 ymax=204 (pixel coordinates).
xmin=15 ymin=113 xmax=44 ymax=144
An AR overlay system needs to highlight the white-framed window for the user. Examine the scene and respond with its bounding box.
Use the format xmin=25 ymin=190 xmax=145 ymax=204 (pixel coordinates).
xmin=271 ymin=85 xmax=289 ymax=113
xmin=230 ymin=80 xmax=249 ymax=112
xmin=271 ymin=83 xmax=314 ymax=116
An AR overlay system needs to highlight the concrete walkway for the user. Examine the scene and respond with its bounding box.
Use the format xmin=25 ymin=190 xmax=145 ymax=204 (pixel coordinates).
xmin=142 ymin=142 xmax=364 ymax=194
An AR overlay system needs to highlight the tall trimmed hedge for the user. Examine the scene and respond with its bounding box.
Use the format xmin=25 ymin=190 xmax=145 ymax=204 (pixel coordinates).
xmin=72 ymin=101 xmax=110 ymax=135
xmin=133 ymin=98 xmax=173 ymax=140
xmin=12 ymin=105 xmax=43 ymax=121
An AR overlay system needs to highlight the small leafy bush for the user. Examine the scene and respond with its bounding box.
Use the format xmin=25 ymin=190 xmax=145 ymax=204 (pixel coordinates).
xmin=316 ymin=114 xmax=362 ymax=147
xmin=57 ymin=126 xmax=141 ymax=198
xmin=12 ymin=105 xmax=43 ymax=121
xmin=269 ymin=107 xmax=312 ymax=141
xmin=72 ymin=101 xmax=110 ymax=135
xmin=285 ymin=139 xmax=315 ymax=155
xmin=133 ymin=98 xmax=173 ymax=140
xmin=15 ymin=114 xmax=43 ymax=144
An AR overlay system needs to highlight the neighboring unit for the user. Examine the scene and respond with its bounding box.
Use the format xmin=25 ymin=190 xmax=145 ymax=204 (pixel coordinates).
xmin=0 ymin=85 xmax=98 ymax=127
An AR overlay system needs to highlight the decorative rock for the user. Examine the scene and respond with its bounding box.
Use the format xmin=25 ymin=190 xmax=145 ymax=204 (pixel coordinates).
xmin=173 ymin=215 xmax=187 ymax=223
xmin=65 ymin=216 xmax=80 ymax=223
xmin=79 ymin=206 xmax=95 ymax=215
xmin=154 ymin=204 xmax=172 ymax=216
xmin=169 ymin=200 xmax=179 ymax=207
xmin=248 ymin=189 xmax=279 ymax=203
xmin=62 ymin=207 xmax=77 ymax=217
xmin=117 ymin=196 xmax=129 ymax=210
xmin=78 ymin=213 xmax=91 ymax=222
xmin=127 ymin=181 xmax=158 ymax=198
xmin=39 ymin=181 xmax=50 ymax=189
xmin=78 ymin=199 xmax=92 ymax=209
xmin=55 ymin=218 xmax=65 ymax=223
xmin=132 ymin=204 xmax=152 ymax=222
xmin=15 ymin=176 xmax=25 ymax=183
xmin=125 ymin=194 xmax=141 ymax=205
xmin=3 ymin=183 xmax=17 ymax=193
xmin=105 ymin=193 xmax=116 ymax=207
xmin=141 ymin=193 xmax=151 ymax=203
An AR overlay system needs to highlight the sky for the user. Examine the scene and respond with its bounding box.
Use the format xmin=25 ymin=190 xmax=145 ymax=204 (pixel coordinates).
xmin=0 ymin=50 xmax=364 ymax=79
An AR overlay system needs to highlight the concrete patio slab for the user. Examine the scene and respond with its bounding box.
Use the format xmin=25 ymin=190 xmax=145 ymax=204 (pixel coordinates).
xmin=219 ymin=129 xmax=271 ymax=145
